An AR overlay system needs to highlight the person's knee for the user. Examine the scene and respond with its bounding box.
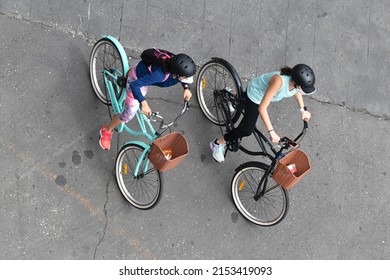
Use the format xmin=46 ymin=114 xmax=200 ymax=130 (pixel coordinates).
xmin=240 ymin=127 xmax=254 ymax=137
xmin=119 ymin=107 xmax=137 ymax=122
xmin=119 ymin=113 xmax=135 ymax=123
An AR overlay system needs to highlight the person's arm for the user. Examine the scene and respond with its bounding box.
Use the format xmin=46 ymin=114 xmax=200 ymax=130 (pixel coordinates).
xmin=130 ymin=68 xmax=166 ymax=115
xmin=294 ymin=92 xmax=311 ymax=121
xmin=181 ymin=83 xmax=192 ymax=101
xmin=258 ymin=75 xmax=282 ymax=143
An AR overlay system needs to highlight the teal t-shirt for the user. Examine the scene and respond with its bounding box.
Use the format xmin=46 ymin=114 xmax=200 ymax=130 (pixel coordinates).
xmin=247 ymin=71 xmax=297 ymax=104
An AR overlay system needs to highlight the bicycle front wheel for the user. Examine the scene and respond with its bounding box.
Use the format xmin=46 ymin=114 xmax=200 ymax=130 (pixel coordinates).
xmin=196 ymin=59 xmax=242 ymax=126
xmin=89 ymin=37 xmax=125 ymax=105
xmin=231 ymin=162 xmax=289 ymax=226
xmin=115 ymin=143 xmax=163 ymax=210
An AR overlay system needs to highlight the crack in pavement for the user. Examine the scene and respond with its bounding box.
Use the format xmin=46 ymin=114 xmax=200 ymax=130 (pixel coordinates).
xmin=1 ymin=11 xmax=388 ymax=121
xmin=308 ymin=97 xmax=390 ymax=121
xmin=93 ymin=176 xmax=111 ymax=259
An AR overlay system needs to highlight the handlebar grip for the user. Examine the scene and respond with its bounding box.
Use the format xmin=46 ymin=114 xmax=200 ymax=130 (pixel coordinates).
xmin=304 ymin=120 xmax=308 ymax=130
xmin=149 ymin=112 xmax=163 ymax=122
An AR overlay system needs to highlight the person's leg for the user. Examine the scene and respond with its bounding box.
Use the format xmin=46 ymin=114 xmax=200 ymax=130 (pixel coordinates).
xmin=105 ymin=115 xmax=121 ymax=133
xmin=99 ymin=96 xmax=140 ymax=150
xmin=223 ymin=98 xmax=259 ymax=142
xmin=210 ymin=98 xmax=259 ymax=162
xmin=100 ymin=67 xmax=139 ymax=150
xmin=99 ymin=115 xmax=120 ymax=150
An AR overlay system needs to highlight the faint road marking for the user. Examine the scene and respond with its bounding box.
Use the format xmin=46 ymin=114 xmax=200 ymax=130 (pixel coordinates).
xmin=3 ymin=141 xmax=156 ymax=260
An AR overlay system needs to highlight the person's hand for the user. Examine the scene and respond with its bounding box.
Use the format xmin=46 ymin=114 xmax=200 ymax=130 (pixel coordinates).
xmin=141 ymin=101 xmax=152 ymax=116
xmin=269 ymin=130 xmax=280 ymax=143
xmin=301 ymin=110 xmax=311 ymax=121
xmin=183 ymin=89 xmax=192 ymax=101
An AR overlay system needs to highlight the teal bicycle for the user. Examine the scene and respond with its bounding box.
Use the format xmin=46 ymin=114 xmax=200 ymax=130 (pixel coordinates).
xmin=89 ymin=36 xmax=189 ymax=209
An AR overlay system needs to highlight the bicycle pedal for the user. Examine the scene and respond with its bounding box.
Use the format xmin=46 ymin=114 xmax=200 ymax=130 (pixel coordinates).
xmin=117 ymin=76 xmax=126 ymax=87
xmin=229 ymin=139 xmax=241 ymax=152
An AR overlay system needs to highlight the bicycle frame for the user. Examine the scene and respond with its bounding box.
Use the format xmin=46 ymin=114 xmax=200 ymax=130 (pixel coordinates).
xmin=214 ymin=89 xmax=242 ymax=152
xmin=242 ymin=127 xmax=278 ymax=160
xmin=215 ymin=93 xmax=234 ymax=131
xmin=104 ymin=71 xmax=159 ymax=175
xmin=103 ymin=71 xmax=157 ymax=143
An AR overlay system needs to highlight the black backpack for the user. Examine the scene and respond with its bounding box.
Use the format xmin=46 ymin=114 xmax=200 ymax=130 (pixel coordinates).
xmin=140 ymin=48 xmax=175 ymax=68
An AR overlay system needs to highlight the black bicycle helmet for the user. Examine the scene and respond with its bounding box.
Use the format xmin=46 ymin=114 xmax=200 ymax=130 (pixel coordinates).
xmin=169 ymin=53 xmax=196 ymax=77
xmin=291 ymin=64 xmax=316 ymax=94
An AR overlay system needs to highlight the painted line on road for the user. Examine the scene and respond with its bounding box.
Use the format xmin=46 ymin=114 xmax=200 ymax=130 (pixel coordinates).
xmin=3 ymin=141 xmax=156 ymax=260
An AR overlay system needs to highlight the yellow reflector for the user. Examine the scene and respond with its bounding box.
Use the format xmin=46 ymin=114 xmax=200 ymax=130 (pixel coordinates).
xmin=202 ymin=77 xmax=207 ymax=89
xmin=123 ymin=163 xmax=128 ymax=175
xmin=239 ymin=181 xmax=245 ymax=191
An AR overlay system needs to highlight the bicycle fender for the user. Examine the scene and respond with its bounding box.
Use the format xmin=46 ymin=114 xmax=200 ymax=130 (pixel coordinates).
xmin=210 ymin=57 xmax=243 ymax=94
xmin=121 ymin=140 xmax=149 ymax=151
xmin=234 ymin=161 xmax=270 ymax=172
xmin=102 ymin=35 xmax=130 ymax=74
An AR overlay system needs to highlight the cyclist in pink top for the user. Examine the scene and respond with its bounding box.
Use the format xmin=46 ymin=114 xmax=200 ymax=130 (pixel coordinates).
xmin=100 ymin=53 xmax=196 ymax=150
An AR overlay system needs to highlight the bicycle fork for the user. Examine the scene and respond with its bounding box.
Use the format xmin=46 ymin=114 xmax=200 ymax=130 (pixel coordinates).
xmin=132 ymin=147 xmax=155 ymax=179
xmin=254 ymin=164 xmax=274 ymax=201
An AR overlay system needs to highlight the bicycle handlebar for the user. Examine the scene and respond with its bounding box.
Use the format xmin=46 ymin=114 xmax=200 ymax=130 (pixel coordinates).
xmin=149 ymin=101 xmax=190 ymax=133
xmin=279 ymin=120 xmax=308 ymax=150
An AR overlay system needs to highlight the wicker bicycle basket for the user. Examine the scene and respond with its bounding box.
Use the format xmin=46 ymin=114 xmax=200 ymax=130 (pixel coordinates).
xmin=272 ymin=149 xmax=311 ymax=189
xmin=148 ymin=132 xmax=189 ymax=172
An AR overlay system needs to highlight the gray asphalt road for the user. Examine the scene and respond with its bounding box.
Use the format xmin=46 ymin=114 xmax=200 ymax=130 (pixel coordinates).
xmin=0 ymin=1 xmax=389 ymax=260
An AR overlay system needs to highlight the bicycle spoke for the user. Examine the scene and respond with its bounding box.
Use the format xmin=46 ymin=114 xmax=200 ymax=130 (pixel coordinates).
xmin=196 ymin=61 xmax=240 ymax=125
xmin=116 ymin=144 xmax=162 ymax=209
xmin=90 ymin=38 xmax=124 ymax=105
xmin=232 ymin=164 xmax=288 ymax=226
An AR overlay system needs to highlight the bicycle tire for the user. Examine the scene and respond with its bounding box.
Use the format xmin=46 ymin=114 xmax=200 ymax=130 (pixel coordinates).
xmin=115 ymin=143 xmax=163 ymax=210
xmin=196 ymin=58 xmax=243 ymax=126
xmin=231 ymin=162 xmax=289 ymax=226
xmin=89 ymin=37 xmax=125 ymax=105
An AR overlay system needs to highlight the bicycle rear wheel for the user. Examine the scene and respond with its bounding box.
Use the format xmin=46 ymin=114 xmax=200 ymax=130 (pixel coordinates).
xmin=196 ymin=58 xmax=242 ymax=126
xmin=115 ymin=143 xmax=163 ymax=210
xmin=89 ymin=37 xmax=125 ymax=105
xmin=231 ymin=162 xmax=289 ymax=226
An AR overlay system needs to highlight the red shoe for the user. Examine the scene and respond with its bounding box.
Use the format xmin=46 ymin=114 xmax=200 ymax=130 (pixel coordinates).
xmin=99 ymin=126 xmax=112 ymax=150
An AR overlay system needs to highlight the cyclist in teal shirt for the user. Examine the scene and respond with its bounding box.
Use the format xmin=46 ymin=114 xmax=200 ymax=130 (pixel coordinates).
xmin=210 ymin=64 xmax=316 ymax=162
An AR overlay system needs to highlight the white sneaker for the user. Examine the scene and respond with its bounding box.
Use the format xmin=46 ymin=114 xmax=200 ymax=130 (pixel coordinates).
xmin=210 ymin=140 xmax=226 ymax=162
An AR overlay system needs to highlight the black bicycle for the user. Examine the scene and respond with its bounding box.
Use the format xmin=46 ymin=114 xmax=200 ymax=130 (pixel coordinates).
xmin=196 ymin=57 xmax=311 ymax=226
